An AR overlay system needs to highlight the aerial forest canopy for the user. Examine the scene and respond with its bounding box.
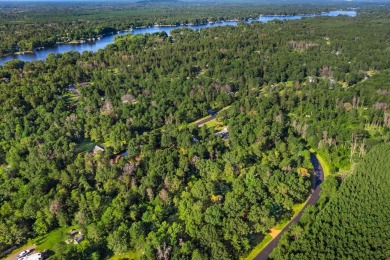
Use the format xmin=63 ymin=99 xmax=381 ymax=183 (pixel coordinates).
xmin=271 ymin=143 xmax=390 ymax=259
xmin=0 ymin=4 xmax=389 ymax=260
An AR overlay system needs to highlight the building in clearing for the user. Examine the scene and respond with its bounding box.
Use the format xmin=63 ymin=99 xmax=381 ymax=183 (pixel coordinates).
xmin=93 ymin=145 xmax=105 ymax=154
xmin=216 ymin=127 xmax=229 ymax=140
xmin=74 ymin=235 xmax=84 ymax=244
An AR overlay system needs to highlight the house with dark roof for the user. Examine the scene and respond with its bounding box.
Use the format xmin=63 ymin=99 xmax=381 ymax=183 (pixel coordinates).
xmin=74 ymin=235 xmax=84 ymax=244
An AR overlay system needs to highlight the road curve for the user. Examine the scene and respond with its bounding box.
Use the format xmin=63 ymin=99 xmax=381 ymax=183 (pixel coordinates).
xmin=197 ymin=113 xmax=217 ymax=127
xmin=254 ymin=152 xmax=325 ymax=260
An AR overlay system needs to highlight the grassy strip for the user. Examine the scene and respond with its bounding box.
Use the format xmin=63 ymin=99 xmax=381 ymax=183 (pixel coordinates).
xmin=242 ymin=234 xmax=273 ymax=260
xmin=309 ymin=148 xmax=331 ymax=177
xmin=316 ymin=152 xmax=331 ymax=177
xmin=186 ymin=114 xmax=211 ymax=128
xmin=273 ymin=200 xmax=307 ymax=230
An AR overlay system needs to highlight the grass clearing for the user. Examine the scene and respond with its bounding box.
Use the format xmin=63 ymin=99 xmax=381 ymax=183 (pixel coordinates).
xmin=273 ymin=219 xmax=289 ymax=230
xmin=285 ymin=81 xmax=294 ymax=87
xmin=109 ymin=249 xmax=143 ymax=260
xmin=186 ymin=105 xmax=231 ymax=129
xmin=76 ymin=139 xmax=95 ymax=154
xmin=203 ymin=118 xmax=226 ymax=131
xmin=316 ymin=152 xmax=331 ymax=177
xmin=292 ymin=200 xmax=307 ymax=215
xmin=34 ymin=227 xmax=70 ymax=252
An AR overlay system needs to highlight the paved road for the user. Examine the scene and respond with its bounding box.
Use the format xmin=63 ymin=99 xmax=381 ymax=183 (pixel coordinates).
xmin=197 ymin=113 xmax=217 ymax=127
xmin=5 ymin=245 xmax=36 ymax=260
xmin=254 ymin=152 xmax=325 ymax=260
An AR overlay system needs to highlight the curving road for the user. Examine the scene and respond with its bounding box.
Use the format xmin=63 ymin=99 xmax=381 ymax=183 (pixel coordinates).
xmin=197 ymin=113 xmax=218 ymax=127
xmin=254 ymin=152 xmax=325 ymax=260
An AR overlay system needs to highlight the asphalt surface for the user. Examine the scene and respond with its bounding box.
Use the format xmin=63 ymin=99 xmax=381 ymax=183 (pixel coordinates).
xmin=197 ymin=113 xmax=217 ymax=127
xmin=254 ymin=152 xmax=325 ymax=260
xmin=5 ymin=245 xmax=36 ymax=260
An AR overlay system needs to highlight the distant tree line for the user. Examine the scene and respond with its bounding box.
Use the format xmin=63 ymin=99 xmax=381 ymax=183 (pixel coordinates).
xmin=0 ymin=2 xmax=362 ymax=55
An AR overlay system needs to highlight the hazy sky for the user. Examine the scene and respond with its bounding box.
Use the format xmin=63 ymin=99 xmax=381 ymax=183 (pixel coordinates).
xmin=0 ymin=0 xmax=387 ymax=2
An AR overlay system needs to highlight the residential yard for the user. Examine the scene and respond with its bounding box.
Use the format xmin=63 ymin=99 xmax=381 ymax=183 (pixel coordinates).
xmin=5 ymin=227 xmax=73 ymax=260
xmin=201 ymin=116 xmax=226 ymax=130
xmin=5 ymin=226 xmax=144 ymax=260
xmin=186 ymin=105 xmax=230 ymax=130
xmin=34 ymin=227 xmax=70 ymax=252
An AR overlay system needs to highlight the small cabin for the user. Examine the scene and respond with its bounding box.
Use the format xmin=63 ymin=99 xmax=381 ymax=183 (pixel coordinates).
xmin=93 ymin=145 xmax=105 ymax=154
xmin=70 ymin=229 xmax=78 ymax=236
xmin=216 ymin=127 xmax=229 ymax=140
xmin=74 ymin=235 xmax=84 ymax=244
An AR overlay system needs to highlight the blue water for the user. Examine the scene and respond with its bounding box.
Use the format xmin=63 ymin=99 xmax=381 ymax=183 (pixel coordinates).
xmin=0 ymin=10 xmax=356 ymax=66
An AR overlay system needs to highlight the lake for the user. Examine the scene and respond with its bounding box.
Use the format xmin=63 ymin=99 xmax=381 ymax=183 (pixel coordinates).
xmin=0 ymin=10 xmax=356 ymax=66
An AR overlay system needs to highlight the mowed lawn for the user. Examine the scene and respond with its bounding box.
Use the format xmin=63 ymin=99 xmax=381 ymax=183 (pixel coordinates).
xmin=6 ymin=227 xmax=72 ymax=258
xmin=34 ymin=227 xmax=70 ymax=252
xmin=75 ymin=139 xmax=95 ymax=154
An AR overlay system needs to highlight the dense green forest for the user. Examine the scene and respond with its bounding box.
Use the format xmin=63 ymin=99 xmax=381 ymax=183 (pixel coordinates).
xmin=0 ymin=1 xmax=367 ymax=55
xmin=0 ymin=4 xmax=390 ymax=260
xmin=271 ymin=143 xmax=390 ymax=259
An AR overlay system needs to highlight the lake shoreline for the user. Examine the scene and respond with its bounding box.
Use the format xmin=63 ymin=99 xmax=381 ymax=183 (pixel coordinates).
xmin=0 ymin=10 xmax=356 ymax=65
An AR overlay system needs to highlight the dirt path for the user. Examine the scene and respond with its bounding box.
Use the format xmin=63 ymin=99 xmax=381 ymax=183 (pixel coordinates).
xmin=268 ymin=229 xmax=281 ymax=239
xmin=254 ymin=152 xmax=325 ymax=260
xmin=5 ymin=245 xmax=36 ymax=260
